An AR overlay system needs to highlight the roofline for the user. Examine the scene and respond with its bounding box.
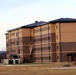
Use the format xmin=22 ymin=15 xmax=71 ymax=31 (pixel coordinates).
xmin=5 ymin=32 xmax=8 ymax=35
xmin=7 ymin=27 xmax=21 ymax=32
xmin=21 ymin=23 xmax=48 ymax=28
xmin=49 ymin=18 xmax=76 ymax=23
xmin=33 ymin=23 xmax=49 ymax=28
xmin=49 ymin=21 xmax=76 ymax=23
xmin=7 ymin=26 xmax=32 ymax=32
xmin=7 ymin=23 xmax=48 ymax=32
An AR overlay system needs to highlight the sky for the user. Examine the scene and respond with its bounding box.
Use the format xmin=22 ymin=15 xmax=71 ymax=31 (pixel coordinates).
xmin=0 ymin=0 xmax=76 ymax=51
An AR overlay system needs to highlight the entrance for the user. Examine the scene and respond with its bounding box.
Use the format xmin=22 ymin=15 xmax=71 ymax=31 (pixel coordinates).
xmin=67 ymin=53 xmax=76 ymax=62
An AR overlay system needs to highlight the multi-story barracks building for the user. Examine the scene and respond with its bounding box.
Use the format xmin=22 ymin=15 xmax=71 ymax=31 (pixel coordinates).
xmin=6 ymin=18 xmax=76 ymax=63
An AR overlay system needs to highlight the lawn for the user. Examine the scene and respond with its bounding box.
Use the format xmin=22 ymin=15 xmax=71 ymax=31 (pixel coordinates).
xmin=0 ymin=62 xmax=76 ymax=75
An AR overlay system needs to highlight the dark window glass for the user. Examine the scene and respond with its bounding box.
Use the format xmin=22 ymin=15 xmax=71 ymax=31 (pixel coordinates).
xmin=18 ymin=49 xmax=20 ymax=54
xmin=57 ymin=35 xmax=58 ymax=39
xmin=16 ymin=41 xmax=19 ymax=45
xmin=57 ymin=46 xmax=58 ymax=49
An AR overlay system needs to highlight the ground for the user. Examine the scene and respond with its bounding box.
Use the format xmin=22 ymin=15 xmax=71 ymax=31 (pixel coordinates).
xmin=0 ymin=62 xmax=76 ymax=75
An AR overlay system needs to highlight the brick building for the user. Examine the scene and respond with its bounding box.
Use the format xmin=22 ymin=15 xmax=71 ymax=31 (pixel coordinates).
xmin=6 ymin=18 xmax=76 ymax=63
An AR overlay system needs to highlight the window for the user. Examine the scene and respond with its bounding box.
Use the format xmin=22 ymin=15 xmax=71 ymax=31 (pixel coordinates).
xmin=48 ymin=36 xmax=51 ymax=40
xmin=16 ymin=41 xmax=19 ymax=45
xmin=57 ymin=46 xmax=58 ymax=49
xmin=57 ymin=56 xmax=59 ymax=59
xmin=57 ymin=35 xmax=58 ymax=39
xmin=12 ymin=50 xmax=15 ymax=52
xmin=11 ymin=41 xmax=15 ymax=44
xmin=35 ymin=29 xmax=40 ymax=33
xmin=42 ymin=37 xmax=48 ymax=41
xmin=11 ymin=33 xmax=15 ymax=36
xmin=48 ymin=46 xmax=51 ymax=50
xmin=31 ymin=29 xmax=34 ymax=34
xmin=18 ymin=49 xmax=20 ymax=54
xmin=35 ymin=38 xmax=41 ymax=42
xmin=56 ymin=25 xmax=58 ymax=29
xmin=49 ymin=56 xmax=51 ymax=59
xmin=16 ymin=32 xmax=19 ymax=36
xmin=42 ymin=26 xmax=50 ymax=31
xmin=6 ymin=44 xmax=9 ymax=47
xmin=42 ymin=27 xmax=48 ymax=31
xmin=35 ymin=36 xmax=51 ymax=42
xmin=42 ymin=46 xmax=51 ymax=50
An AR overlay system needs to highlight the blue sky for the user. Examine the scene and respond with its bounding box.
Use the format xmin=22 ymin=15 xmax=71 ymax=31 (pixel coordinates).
xmin=0 ymin=0 xmax=76 ymax=50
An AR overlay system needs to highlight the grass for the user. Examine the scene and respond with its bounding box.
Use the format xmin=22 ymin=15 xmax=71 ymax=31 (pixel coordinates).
xmin=0 ymin=69 xmax=76 ymax=75
xmin=0 ymin=62 xmax=76 ymax=75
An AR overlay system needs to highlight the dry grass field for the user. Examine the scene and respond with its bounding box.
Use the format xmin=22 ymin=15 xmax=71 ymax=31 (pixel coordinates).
xmin=0 ymin=62 xmax=76 ymax=75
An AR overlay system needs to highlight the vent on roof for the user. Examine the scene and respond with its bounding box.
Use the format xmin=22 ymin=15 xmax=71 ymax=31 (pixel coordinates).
xmin=35 ymin=21 xmax=38 ymax=23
